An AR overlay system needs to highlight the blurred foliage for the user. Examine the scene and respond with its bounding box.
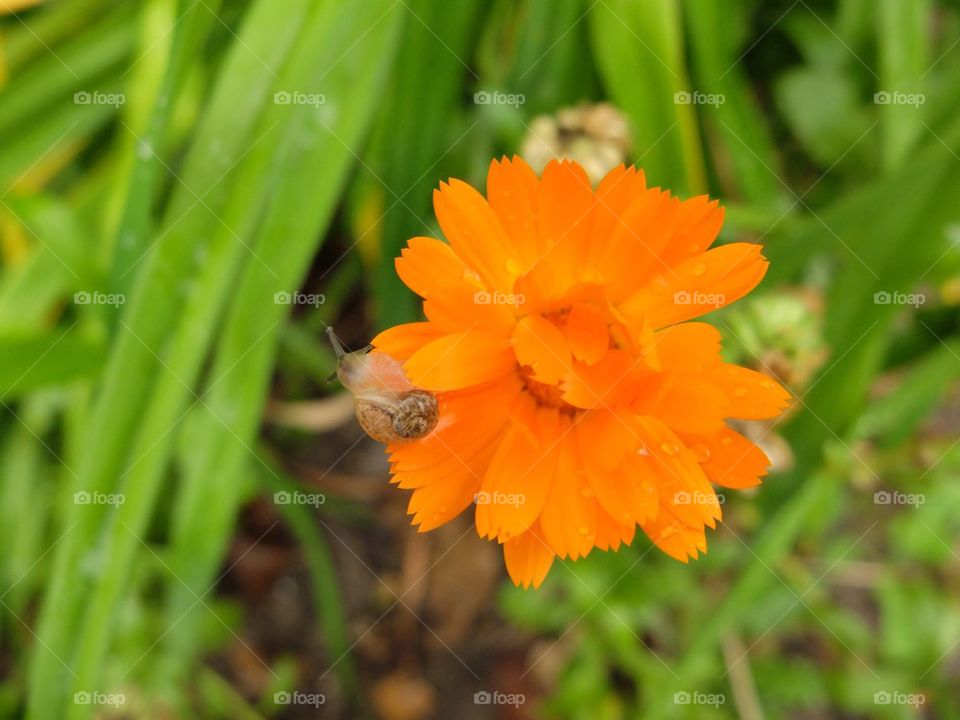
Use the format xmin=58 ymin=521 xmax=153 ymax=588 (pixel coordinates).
xmin=1 ymin=0 xmax=959 ymax=718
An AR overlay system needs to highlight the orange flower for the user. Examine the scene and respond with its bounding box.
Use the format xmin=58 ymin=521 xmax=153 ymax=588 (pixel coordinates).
xmin=372 ymin=157 xmax=790 ymax=588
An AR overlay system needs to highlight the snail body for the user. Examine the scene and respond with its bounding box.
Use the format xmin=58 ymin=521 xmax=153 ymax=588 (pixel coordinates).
xmin=327 ymin=328 xmax=439 ymax=444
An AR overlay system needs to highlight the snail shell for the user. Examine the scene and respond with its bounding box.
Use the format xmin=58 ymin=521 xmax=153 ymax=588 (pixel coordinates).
xmin=327 ymin=328 xmax=439 ymax=444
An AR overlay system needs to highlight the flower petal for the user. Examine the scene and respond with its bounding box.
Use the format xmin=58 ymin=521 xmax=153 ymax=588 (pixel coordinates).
xmin=618 ymin=243 xmax=769 ymax=328
xmin=372 ymin=321 xmax=445 ymax=361
xmin=565 ymin=303 xmax=610 ymax=364
xmin=434 ymin=179 xmax=523 ymax=292
xmin=512 ymin=315 xmax=570 ymax=384
xmin=395 ymin=237 xmax=515 ymax=333
xmin=705 ymin=364 xmax=791 ymax=419
xmin=503 ymin=521 xmax=554 ymax=589
xmin=486 ymin=156 xmax=540 ymax=269
xmin=539 ymin=431 xmax=598 ymax=559
xmin=404 ymin=330 xmax=516 ymax=392
xmin=678 ymin=425 xmax=771 ymax=489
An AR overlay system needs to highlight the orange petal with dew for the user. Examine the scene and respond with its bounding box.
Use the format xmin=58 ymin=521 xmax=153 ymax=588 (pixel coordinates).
xmin=658 ymin=195 xmax=725 ymax=268
xmin=705 ymin=364 xmax=791 ymax=420
xmin=475 ymin=406 xmax=559 ymax=541
xmin=396 ymin=237 xmax=516 ymax=333
xmin=404 ymin=331 xmax=516 ymax=392
xmin=407 ymin=468 xmax=482 ymax=533
xmin=678 ymin=425 xmax=771 ymax=489
xmin=539 ymin=433 xmax=598 ymax=559
xmin=512 ymin=314 xmax=571 ymax=384
xmin=639 ymin=375 xmax=729 ymax=435
xmin=619 ymin=243 xmax=769 ymax=328
xmin=434 ymin=179 xmax=523 ymax=293
xmin=503 ymin=521 xmax=554 ymax=589
xmin=639 ymin=508 xmax=708 ymax=563
xmin=487 ymin=156 xmax=540 ymax=269
xmin=593 ymin=505 xmax=637 ymax=552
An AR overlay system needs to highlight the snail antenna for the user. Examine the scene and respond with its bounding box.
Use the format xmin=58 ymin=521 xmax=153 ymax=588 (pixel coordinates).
xmin=326 ymin=327 xmax=347 ymax=359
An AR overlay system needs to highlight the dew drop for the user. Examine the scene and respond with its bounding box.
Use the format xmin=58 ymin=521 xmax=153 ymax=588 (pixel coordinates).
xmin=721 ymin=437 xmax=733 ymax=447
xmin=581 ymin=487 xmax=595 ymax=498
xmin=733 ymin=387 xmax=748 ymax=398
xmin=641 ymin=481 xmax=655 ymax=495
xmin=578 ymin=526 xmax=589 ymax=536
xmin=760 ymin=379 xmax=775 ymax=390
xmin=505 ymin=258 xmax=523 ymax=275
xmin=660 ymin=442 xmax=680 ymax=456
xmin=691 ymin=444 xmax=712 ymax=462
xmin=622 ymin=512 xmax=633 ymax=522
xmin=693 ymin=263 xmax=707 ymax=277
xmin=636 ymin=445 xmax=650 ymax=456
xmin=438 ymin=505 xmax=447 ymax=513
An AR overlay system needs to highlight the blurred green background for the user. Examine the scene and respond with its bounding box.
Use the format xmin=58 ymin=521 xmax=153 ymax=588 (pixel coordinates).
xmin=2 ymin=0 xmax=960 ymax=718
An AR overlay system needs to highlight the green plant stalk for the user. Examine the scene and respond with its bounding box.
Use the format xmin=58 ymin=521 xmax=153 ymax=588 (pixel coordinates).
xmin=257 ymin=449 xmax=359 ymax=705
xmin=160 ymin=3 xmax=401 ymax=707
xmin=25 ymin=1 xmax=311 ymax=715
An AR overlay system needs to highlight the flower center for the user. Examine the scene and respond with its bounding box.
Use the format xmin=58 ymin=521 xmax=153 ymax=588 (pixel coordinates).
xmin=519 ymin=365 xmax=575 ymax=413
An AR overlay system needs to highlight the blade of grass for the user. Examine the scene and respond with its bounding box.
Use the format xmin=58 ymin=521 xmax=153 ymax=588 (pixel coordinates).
xmin=25 ymin=0 xmax=313 ymax=714
xmin=587 ymin=0 xmax=705 ymax=194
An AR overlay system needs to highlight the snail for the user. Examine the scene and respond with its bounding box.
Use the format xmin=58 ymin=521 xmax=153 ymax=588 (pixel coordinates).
xmin=326 ymin=327 xmax=439 ymax=444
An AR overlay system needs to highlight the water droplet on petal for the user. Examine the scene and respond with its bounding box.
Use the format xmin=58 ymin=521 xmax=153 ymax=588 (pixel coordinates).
xmin=691 ymin=444 xmax=712 ymax=462
xmin=641 ymin=481 xmax=655 ymax=495
xmin=622 ymin=512 xmax=633 ymax=522
xmin=760 ymin=379 xmax=775 ymax=390
xmin=637 ymin=445 xmax=650 ymax=456
xmin=721 ymin=437 xmax=734 ymax=447
xmin=581 ymin=487 xmax=595 ymax=498
xmin=733 ymin=387 xmax=748 ymax=398
xmin=660 ymin=442 xmax=680 ymax=456
xmin=578 ymin=526 xmax=589 ymax=536
xmin=505 ymin=258 xmax=523 ymax=275
xmin=693 ymin=263 xmax=707 ymax=277
xmin=438 ymin=505 xmax=447 ymax=513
